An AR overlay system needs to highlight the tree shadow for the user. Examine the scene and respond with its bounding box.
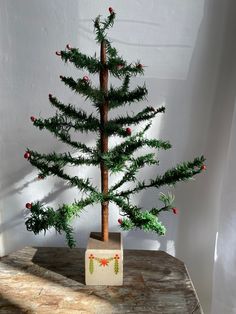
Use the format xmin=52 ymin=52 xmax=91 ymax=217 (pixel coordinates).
xmin=32 ymin=247 xmax=86 ymax=285
xmin=0 ymin=294 xmax=30 ymax=314
xmin=0 ymin=247 xmax=115 ymax=311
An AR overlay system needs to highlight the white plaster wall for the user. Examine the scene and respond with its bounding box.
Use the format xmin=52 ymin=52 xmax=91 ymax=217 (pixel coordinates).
xmin=0 ymin=0 xmax=232 ymax=313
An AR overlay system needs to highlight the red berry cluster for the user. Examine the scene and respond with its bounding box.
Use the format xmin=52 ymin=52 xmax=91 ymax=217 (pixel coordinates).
xmin=118 ymin=218 xmax=122 ymax=224
xmin=89 ymin=254 xmax=95 ymax=260
xmin=114 ymin=254 xmax=120 ymax=260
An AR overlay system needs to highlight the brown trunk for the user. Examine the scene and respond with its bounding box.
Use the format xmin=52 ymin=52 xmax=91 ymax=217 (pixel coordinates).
xmin=99 ymin=40 xmax=109 ymax=241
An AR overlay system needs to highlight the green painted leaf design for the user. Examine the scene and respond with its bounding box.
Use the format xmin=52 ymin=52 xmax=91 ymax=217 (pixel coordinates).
xmin=114 ymin=259 xmax=119 ymax=274
xmin=89 ymin=258 xmax=94 ymax=274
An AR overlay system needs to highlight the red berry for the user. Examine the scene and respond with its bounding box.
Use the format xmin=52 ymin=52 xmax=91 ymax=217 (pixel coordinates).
xmin=83 ymin=75 xmax=89 ymax=81
xmin=118 ymin=218 xmax=122 ymax=224
xmin=59 ymin=75 xmax=64 ymax=79
xmin=137 ymin=63 xmax=143 ymax=69
xmin=66 ymin=44 xmax=72 ymax=50
xmin=126 ymin=127 xmax=132 ymax=136
xmin=25 ymin=202 xmax=32 ymax=209
xmin=38 ymin=175 xmax=44 ymax=180
xmin=55 ymin=51 xmax=61 ymax=56
xmin=172 ymin=207 xmax=178 ymax=214
xmin=109 ymin=7 xmax=113 ymax=14
xmin=24 ymin=152 xmax=30 ymax=159
xmin=30 ymin=116 xmax=36 ymax=122
xmin=117 ymin=64 xmax=124 ymax=70
xmin=201 ymin=165 xmax=207 ymax=171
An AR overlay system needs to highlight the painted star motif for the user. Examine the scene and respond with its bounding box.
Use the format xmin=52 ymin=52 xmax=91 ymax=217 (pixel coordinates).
xmin=100 ymin=258 xmax=109 ymax=267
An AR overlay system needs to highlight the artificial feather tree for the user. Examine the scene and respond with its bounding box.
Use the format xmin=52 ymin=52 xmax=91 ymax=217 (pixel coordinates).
xmin=24 ymin=8 xmax=206 ymax=248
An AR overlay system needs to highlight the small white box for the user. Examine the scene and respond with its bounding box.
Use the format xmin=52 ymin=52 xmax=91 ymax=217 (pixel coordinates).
xmin=85 ymin=232 xmax=123 ymax=286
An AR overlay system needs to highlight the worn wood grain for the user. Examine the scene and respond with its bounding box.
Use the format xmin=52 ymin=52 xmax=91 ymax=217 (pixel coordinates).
xmin=0 ymin=247 xmax=203 ymax=313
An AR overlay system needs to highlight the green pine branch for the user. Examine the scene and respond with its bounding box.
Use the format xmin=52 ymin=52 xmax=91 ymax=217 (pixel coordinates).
xmin=108 ymin=84 xmax=148 ymax=109
xmin=109 ymin=106 xmax=165 ymax=126
xmin=28 ymin=150 xmax=98 ymax=170
xmin=33 ymin=118 xmax=94 ymax=155
xmin=28 ymin=152 xmax=98 ymax=193
xmin=60 ymin=49 xmax=100 ymax=74
xmin=117 ymin=155 xmax=206 ymax=197
xmin=34 ymin=113 xmax=99 ymax=134
xmin=111 ymin=153 xmax=159 ymax=191
xmin=102 ymin=127 xmax=171 ymax=172
xmin=48 ymin=95 xmax=99 ymax=125
xmin=60 ymin=76 xmax=104 ymax=104
xmin=150 ymin=192 xmax=175 ymax=215
xmin=25 ymin=194 xmax=102 ymax=248
xmin=107 ymin=60 xmax=145 ymax=78
xmin=94 ymin=12 xmax=116 ymax=43
xmin=112 ymin=196 xmax=166 ymax=235
xmin=105 ymin=41 xmax=145 ymax=77
xmin=102 ymin=106 xmax=165 ymax=137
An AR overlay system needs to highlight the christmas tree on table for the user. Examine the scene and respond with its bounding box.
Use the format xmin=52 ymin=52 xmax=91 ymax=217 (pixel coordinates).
xmin=24 ymin=8 xmax=206 ymax=248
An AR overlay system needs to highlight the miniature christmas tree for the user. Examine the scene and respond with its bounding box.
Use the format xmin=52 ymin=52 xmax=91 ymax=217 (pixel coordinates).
xmin=24 ymin=8 xmax=206 ymax=248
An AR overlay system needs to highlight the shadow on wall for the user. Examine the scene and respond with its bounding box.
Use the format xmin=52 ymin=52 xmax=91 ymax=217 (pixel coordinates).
xmin=0 ymin=181 xmax=71 ymax=234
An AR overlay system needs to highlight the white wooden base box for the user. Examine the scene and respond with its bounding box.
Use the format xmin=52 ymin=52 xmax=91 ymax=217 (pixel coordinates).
xmin=85 ymin=232 xmax=123 ymax=286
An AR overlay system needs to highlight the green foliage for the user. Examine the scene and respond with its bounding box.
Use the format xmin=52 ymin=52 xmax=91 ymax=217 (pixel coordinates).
xmin=61 ymin=49 xmax=100 ymax=74
xmin=100 ymin=123 xmax=171 ymax=173
xmin=24 ymin=10 xmax=206 ymax=247
xmin=108 ymin=84 xmax=148 ymax=109
xmin=117 ymin=155 xmax=205 ymax=197
xmin=109 ymin=106 xmax=165 ymax=126
xmin=94 ymin=12 xmax=116 ymax=43
xmin=49 ymin=95 xmax=100 ymax=127
xmin=112 ymin=197 xmax=166 ymax=235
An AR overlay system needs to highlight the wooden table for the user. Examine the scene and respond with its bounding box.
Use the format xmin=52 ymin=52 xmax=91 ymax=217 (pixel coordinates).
xmin=0 ymin=247 xmax=203 ymax=313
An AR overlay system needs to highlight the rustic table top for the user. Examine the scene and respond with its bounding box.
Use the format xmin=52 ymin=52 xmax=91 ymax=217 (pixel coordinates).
xmin=0 ymin=247 xmax=203 ymax=314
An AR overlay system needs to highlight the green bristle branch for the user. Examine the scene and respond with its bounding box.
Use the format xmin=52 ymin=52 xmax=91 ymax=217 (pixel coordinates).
xmin=109 ymin=106 xmax=165 ymax=126
xmin=111 ymin=153 xmax=159 ymax=191
xmin=112 ymin=196 xmax=166 ymax=235
xmin=29 ymin=150 xmax=98 ymax=168
xmin=34 ymin=114 xmax=99 ymax=134
xmin=49 ymin=95 xmax=99 ymax=125
xmin=33 ymin=119 xmax=94 ymax=154
xmin=108 ymin=84 xmax=148 ymax=109
xmin=28 ymin=152 xmax=98 ymax=193
xmin=60 ymin=76 xmax=104 ymax=103
xmin=117 ymin=155 xmax=206 ymax=197
xmin=61 ymin=49 xmax=100 ymax=74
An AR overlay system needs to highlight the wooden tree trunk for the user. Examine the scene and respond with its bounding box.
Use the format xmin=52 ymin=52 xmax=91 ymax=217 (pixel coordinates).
xmin=99 ymin=40 xmax=109 ymax=241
